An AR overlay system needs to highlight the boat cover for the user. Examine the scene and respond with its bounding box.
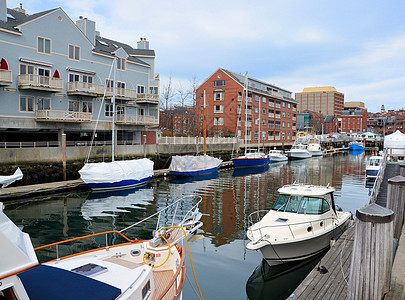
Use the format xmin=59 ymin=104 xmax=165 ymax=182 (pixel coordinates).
xmin=79 ymin=159 xmax=154 ymax=184
xmin=18 ymin=265 xmax=121 ymax=300
xmin=0 ymin=168 xmax=23 ymax=189
xmin=384 ymin=130 xmax=405 ymax=155
xmin=169 ymin=155 xmax=222 ymax=172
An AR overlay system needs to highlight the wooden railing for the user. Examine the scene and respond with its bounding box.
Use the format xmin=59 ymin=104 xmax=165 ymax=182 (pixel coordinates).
xmin=18 ymin=74 xmax=63 ymax=90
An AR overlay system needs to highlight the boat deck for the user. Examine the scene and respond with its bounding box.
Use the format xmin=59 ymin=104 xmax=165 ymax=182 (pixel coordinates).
xmin=152 ymin=270 xmax=176 ymax=300
xmin=292 ymin=224 xmax=355 ymax=300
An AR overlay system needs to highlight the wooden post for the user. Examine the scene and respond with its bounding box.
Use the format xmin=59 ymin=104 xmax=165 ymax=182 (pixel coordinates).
xmin=143 ymin=134 xmax=147 ymax=158
xmin=62 ymin=133 xmax=66 ymax=181
xmin=400 ymin=164 xmax=405 ymax=177
xmin=386 ymin=175 xmax=405 ymax=239
xmin=348 ymin=203 xmax=394 ymax=300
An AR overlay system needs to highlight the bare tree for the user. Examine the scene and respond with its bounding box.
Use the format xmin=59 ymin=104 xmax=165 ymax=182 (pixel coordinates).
xmin=161 ymin=74 xmax=175 ymax=111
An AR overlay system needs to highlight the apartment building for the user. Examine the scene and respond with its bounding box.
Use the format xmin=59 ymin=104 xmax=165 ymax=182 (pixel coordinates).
xmin=341 ymin=101 xmax=368 ymax=133
xmin=368 ymin=106 xmax=405 ymax=135
xmin=196 ymin=68 xmax=297 ymax=145
xmin=0 ymin=4 xmax=159 ymax=145
xmin=295 ymin=87 xmax=344 ymax=117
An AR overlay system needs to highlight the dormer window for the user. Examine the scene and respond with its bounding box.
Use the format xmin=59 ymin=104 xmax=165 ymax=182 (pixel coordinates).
xmin=117 ymin=57 xmax=126 ymax=71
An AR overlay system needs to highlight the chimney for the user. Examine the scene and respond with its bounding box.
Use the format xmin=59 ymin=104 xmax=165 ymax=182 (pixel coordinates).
xmin=76 ymin=17 xmax=96 ymax=46
xmin=0 ymin=0 xmax=7 ymax=22
xmin=14 ymin=2 xmax=26 ymax=14
xmin=137 ymin=37 xmax=149 ymax=50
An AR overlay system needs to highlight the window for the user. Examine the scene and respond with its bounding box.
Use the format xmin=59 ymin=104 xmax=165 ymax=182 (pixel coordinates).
xmin=288 ymin=103 xmax=291 ymax=108
xmin=69 ymin=73 xmax=80 ymax=82
xmin=20 ymin=95 xmax=34 ymax=112
xmin=105 ymin=104 xmax=113 ymax=117
xmin=262 ymin=97 xmax=266 ymax=103
xmin=83 ymin=75 xmax=93 ymax=84
xmin=68 ymin=100 xmax=79 ymax=112
xmin=150 ymin=87 xmax=158 ymax=94
xmin=214 ymin=117 xmax=223 ymax=125
xmin=142 ymin=280 xmax=151 ymax=300
xmin=282 ymin=102 xmax=286 ymax=107
xmin=117 ymin=57 xmax=126 ymax=70
xmin=214 ymin=105 xmax=223 ymax=113
xmin=298 ymin=197 xmax=330 ymax=215
xmin=137 ymin=85 xmax=145 ymax=93
xmin=282 ymin=112 xmax=286 ymax=117
xmin=38 ymin=37 xmax=51 ymax=54
xmin=255 ymin=119 xmax=259 ymax=125
xmin=37 ymin=97 xmax=50 ymax=110
xmin=117 ymin=105 xmax=125 ymax=115
xmin=38 ymin=68 xmax=50 ymax=77
xmin=215 ymin=92 xmax=224 ymax=101
xmin=262 ymin=108 xmax=266 ymax=114
xmin=272 ymin=194 xmax=289 ymax=211
xmin=82 ymin=101 xmax=92 ymax=113
xmin=255 ymin=95 xmax=260 ymax=101
xmin=68 ymin=44 xmax=80 ymax=60
xmin=213 ymin=80 xmax=225 ymax=87
xmin=106 ymin=79 xmax=114 ymax=88
xmin=285 ymin=196 xmax=302 ymax=213
xmin=20 ymin=64 xmax=34 ymax=75
xmin=282 ymin=121 xmax=285 ymax=127
xmin=117 ymin=81 xmax=126 ymax=89
xmin=255 ymin=107 xmax=259 ymax=113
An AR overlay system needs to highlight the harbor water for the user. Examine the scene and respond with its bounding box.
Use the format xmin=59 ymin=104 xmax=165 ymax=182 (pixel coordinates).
xmin=4 ymin=151 xmax=371 ymax=299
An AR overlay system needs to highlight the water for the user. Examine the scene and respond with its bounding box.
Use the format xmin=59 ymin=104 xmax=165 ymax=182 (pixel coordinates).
xmin=4 ymin=152 xmax=371 ymax=300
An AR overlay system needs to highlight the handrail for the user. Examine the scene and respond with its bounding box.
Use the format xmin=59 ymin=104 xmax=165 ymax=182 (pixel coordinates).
xmin=369 ymin=148 xmax=389 ymax=203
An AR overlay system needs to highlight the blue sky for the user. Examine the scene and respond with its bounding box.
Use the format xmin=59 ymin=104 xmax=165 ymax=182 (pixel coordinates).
xmin=9 ymin=0 xmax=405 ymax=112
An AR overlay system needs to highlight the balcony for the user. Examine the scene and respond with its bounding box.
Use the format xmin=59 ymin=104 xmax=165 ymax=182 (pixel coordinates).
xmin=106 ymin=87 xmax=137 ymax=100
xmin=269 ymin=91 xmax=284 ymax=99
xmin=115 ymin=114 xmax=159 ymax=126
xmin=136 ymin=93 xmax=159 ymax=105
xmin=67 ymin=82 xmax=105 ymax=97
xmin=18 ymin=74 xmax=63 ymax=92
xmin=35 ymin=110 xmax=92 ymax=122
xmin=0 ymin=70 xmax=12 ymax=86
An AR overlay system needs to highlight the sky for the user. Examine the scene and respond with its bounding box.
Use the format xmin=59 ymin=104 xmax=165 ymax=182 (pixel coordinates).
xmin=8 ymin=0 xmax=405 ymax=113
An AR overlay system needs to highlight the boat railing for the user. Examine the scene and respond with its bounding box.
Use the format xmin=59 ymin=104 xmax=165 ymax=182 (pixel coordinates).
xmin=247 ymin=211 xmax=338 ymax=241
xmin=35 ymin=195 xmax=202 ymax=262
xmin=369 ymin=148 xmax=389 ymax=203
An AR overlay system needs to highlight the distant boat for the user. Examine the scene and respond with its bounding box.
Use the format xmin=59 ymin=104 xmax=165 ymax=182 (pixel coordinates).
xmin=307 ymin=137 xmax=323 ymax=157
xmin=232 ymin=73 xmax=270 ymax=168
xmin=268 ymin=149 xmax=288 ymax=163
xmin=349 ymin=141 xmax=365 ymax=151
xmin=79 ymin=58 xmax=153 ymax=191
xmin=365 ymin=155 xmax=383 ymax=180
xmin=286 ymin=143 xmax=312 ymax=160
xmin=0 ymin=168 xmax=23 ymax=190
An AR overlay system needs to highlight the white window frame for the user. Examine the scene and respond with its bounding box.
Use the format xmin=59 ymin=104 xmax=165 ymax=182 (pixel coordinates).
xmin=19 ymin=95 xmax=35 ymax=112
xmin=105 ymin=104 xmax=113 ymax=117
xmin=82 ymin=101 xmax=93 ymax=113
xmin=37 ymin=97 xmax=51 ymax=110
xmin=117 ymin=57 xmax=126 ymax=71
xmin=68 ymin=100 xmax=80 ymax=112
xmin=37 ymin=36 xmax=51 ymax=54
xmin=214 ymin=105 xmax=224 ymax=113
xmin=214 ymin=117 xmax=224 ymax=126
xmin=19 ymin=63 xmax=34 ymax=75
xmin=214 ymin=92 xmax=224 ymax=101
xmin=68 ymin=44 xmax=80 ymax=61
xmin=137 ymin=85 xmax=145 ymax=94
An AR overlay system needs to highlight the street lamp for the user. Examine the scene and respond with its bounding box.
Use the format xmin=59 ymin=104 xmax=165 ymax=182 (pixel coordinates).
xmin=170 ymin=112 xmax=174 ymax=137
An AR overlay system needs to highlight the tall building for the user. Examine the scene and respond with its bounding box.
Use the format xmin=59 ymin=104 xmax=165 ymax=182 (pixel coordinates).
xmin=341 ymin=101 xmax=368 ymax=133
xmin=0 ymin=4 xmax=159 ymax=145
xmin=295 ymin=87 xmax=344 ymax=117
xmin=196 ymin=68 xmax=297 ymax=145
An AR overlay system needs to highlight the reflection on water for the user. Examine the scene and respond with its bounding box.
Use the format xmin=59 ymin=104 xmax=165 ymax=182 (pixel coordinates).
xmin=246 ymin=247 xmax=329 ymax=300
xmin=4 ymin=154 xmax=372 ymax=300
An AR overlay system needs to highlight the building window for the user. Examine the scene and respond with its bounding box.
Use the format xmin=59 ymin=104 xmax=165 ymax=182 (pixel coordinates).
xmin=214 ymin=92 xmax=224 ymax=101
xmin=82 ymin=101 xmax=92 ymax=113
xmin=150 ymin=87 xmax=158 ymax=94
xmin=262 ymin=97 xmax=266 ymax=103
xmin=37 ymin=97 xmax=51 ymax=110
xmin=288 ymin=122 xmax=290 ymax=127
xmin=255 ymin=107 xmax=259 ymax=113
xmin=117 ymin=81 xmax=126 ymax=89
xmin=282 ymin=112 xmax=286 ymax=117
xmin=213 ymin=80 xmax=225 ymax=87
xmin=38 ymin=37 xmax=51 ymax=54
xmin=255 ymin=119 xmax=259 ymax=125
xmin=282 ymin=102 xmax=286 ymax=107
xmin=255 ymin=95 xmax=260 ymax=101
xmin=116 ymin=105 xmax=125 ymax=115
xmin=68 ymin=44 xmax=80 ymax=60
xmin=68 ymin=100 xmax=79 ymax=112
xmin=282 ymin=121 xmax=285 ymax=127
xmin=106 ymin=79 xmax=114 ymax=88
xmin=137 ymin=85 xmax=145 ymax=93
xmin=19 ymin=95 xmax=34 ymax=112
xmin=117 ymin=57 xmax=126 ymax=70
xmin=38 ymin=67 xmax=50 ymax=77
xmin=214 ymin=105 xmax=224 ymax=113
xmin=20 ymin=64 xmax=34 ymax=75
xmin=288 ymin=103 xmax=291 ymax=108
xmin=105 ymin=104 xmax=113 ymax=117
xmin=83 ymin=75 xmax=93 ymax=84
xmin=214 ymin=117 xmax=224 ymax=125
xmin=262 ymin=108 xmax=266 ymax=114
xmin=69 ymin=73 xmax=80 ymax=82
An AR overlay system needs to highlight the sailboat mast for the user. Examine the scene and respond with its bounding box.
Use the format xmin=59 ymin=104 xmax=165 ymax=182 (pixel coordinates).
xmin=258 ymin=89 xmax=261 ymax=152
xmin=244 ymin=73 xmax=248 ymax=156
xmin=112 ymin=56 xmax=116 ymax=162
xmin=203 ymin=90 xmax=207 ymax=155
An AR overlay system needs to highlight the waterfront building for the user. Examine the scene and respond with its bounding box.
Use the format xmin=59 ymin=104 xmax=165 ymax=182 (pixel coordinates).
xmin=341 ymin=101 xmax=368 ymax=133
xmin=0 ymin=4 xmax=159 ymax=146
xmin=195 ymin=68 xmax=297 ymax=146
xmin=295 ymin=87 xmax=344 ymax=117
xmin=367 ymin=106 xmax=405 ymax=135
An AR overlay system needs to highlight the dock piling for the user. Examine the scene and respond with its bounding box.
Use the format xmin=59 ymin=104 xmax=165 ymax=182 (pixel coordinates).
xmin=387 ymin=176 xmax=405 ymax=239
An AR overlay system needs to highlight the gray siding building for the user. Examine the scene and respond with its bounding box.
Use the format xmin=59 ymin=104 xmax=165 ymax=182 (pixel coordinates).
xmin=0 ymin=3 xmax=159 ymax=146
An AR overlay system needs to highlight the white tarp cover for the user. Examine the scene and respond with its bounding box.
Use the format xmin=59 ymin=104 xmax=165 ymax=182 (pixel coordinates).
xmin=169 ymin=155 xmax=222 ymax=172
xmin=384 ymin=130 xmax=405 ymax=155
xmin=0 ymin=168 xmax=23 ymax=189
xmin=79 ymin=158 xmax=154 ymax=184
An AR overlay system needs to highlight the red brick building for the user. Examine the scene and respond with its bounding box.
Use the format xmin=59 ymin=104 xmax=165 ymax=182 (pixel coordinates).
xmin=368 ymin=106 xmax=405 ymax=135
xmin=341 ymin=101 xmax=368 ymax=133
xmin=196 ymin=68 xmax=297 ymax=146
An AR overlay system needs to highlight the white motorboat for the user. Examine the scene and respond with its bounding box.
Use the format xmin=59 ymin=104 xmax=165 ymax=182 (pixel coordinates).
xmin=0 ymin=195 xmax=203 ymax=300
xmin=246 ymin=183 xmax=352 ymax=266
xmin=286 ymin=143 xmax=312 ymax=160
xmin=307 ymin=138 xmax=323 ymax=157
xmin=268 ymin=149 xmax=288 ymax=163
xmin=366 ymin=155 xmax=384 ymax=179
xmin=0 ymin=168 xmax=23 ymax=189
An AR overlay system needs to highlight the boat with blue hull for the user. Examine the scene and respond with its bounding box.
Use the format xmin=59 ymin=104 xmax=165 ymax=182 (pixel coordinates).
xmin=365 ymin=155 xmax=383 ymax=179
xmin=349 ymin=141 xmax=365 ymax=151
xmin=169 ymin=155 xmax=222 ymax=177
xmin=233 ymin=153 xmax=270 ymax=168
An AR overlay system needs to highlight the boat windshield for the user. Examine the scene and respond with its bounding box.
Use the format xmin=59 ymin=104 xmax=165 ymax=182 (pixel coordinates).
xmin=272 ymin=194 xmax=330 ymax=215
xmin=369 ymin=158 xmax=381 ymax=166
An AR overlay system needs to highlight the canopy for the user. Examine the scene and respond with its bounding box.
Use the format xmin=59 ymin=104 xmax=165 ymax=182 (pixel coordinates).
xmin=0 ymin=168 xmax=23 ymax=189
xmin=52 ymin=69 xmax=60 ymax=78
xmin=169 ymin=155 xmax=222 ymax=172
xmin=0 ymin=58 xmax=8 ymax=70
xmin=78 ymin=159 xmax=153 ymax=184
xmin=384 ymin=130 xmax=405 ymax=155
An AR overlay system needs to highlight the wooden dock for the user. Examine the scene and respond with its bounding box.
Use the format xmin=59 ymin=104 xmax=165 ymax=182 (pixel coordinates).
xmin=292 ymin=224 xmax=355 ymax=300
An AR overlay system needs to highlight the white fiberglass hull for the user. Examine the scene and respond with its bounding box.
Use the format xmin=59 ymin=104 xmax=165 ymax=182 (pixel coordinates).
xmin=308 ymin=150 xmax=323 ymax=157
xmin=269 ymin=155 xmax=288 ymax=162
xmin=288 ymin=150 xmax=312 ymax=160
xmin=257 ymin=216 xmax=351 ymax=266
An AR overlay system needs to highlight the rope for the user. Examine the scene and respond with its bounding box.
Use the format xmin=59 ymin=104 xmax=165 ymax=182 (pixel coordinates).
xmin=186 ymin=273 xmax=201 ymax=300
xmin=142 ymin=232 xmax=171 ymax=268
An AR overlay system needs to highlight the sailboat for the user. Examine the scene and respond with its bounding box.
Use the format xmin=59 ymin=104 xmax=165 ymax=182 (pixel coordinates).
xmin=0 ymin=168 xmax=23 ymax=190
xmin=232 ymin=73 xmax=270 ymax=168
xmin=79 ymin=57 xmax=154 ymax=191
xmin=168 ymin=91 xmax=222 ymax=177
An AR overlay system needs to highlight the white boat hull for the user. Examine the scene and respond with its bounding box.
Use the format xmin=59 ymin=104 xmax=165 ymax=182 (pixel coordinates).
xmin=258 ymin=216 xmax=351 ymax=266
xmin=308 ymin=150 xmax=323 ymax=157
xmin=288 ymin=150 xmax=312 ymax=160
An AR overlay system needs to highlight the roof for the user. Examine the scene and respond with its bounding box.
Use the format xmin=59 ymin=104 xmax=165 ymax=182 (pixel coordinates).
xmin=278 ymin=184 xmax=335 ymax=197
xmin=345 ymin=101 xmax=365 ymax=108
xmin=0 ymin=8 xmax=59 ymax=33
xmin=324 ymin=115 xmax=335 ymax=123
xmin=301 ymin=87 xmax=337 ymax=93
xmin=220 ymin=68 xmax=296 ymax=103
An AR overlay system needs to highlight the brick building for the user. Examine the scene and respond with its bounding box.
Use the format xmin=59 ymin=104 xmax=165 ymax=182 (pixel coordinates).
xmin=295 ymin=87 xmax=344 ymax=117
xmin=368 ymin=105 xmax=405 ymax=135
xmin=195 ymin=68 xmax=297 ymax=146
xmin=341 ymin=101 xmax=368 ymax=133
